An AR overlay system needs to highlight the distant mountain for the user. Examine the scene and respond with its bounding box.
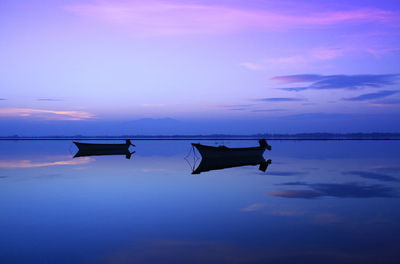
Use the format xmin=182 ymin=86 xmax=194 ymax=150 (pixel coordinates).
xmin=1 ymin=114 xmax=400 ymax=137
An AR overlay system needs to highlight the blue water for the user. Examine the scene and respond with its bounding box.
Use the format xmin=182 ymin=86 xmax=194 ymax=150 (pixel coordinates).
xmin=1 ymin=140 xmax=400 ymax=264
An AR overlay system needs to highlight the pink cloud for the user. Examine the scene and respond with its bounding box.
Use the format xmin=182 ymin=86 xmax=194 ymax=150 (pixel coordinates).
xmin=0 ymin=108 xmax=95 ymax=120
xmin=63 ymin=1 xmax=397 ymax=35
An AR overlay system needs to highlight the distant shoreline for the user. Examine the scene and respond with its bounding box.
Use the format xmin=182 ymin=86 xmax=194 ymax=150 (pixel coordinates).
xmin=0 ymin=139 xmax=399 ymax=141
xmin=1 ymin=133 xmax=400 ymax=140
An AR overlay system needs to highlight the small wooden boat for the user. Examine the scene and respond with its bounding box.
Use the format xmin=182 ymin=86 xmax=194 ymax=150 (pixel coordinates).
xmin=74 ymin=139 xmax=135 ymax=151
xmin=192 ymin=139 xmax=271 ymax=159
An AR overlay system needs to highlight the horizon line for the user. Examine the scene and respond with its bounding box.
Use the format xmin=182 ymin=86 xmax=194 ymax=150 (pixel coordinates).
xmin=1 ymin=132 xmax=400 ymax=140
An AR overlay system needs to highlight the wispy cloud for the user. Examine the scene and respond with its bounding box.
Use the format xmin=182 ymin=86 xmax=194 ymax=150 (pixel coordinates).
xmin=271 ymin=74 xmax=322 ymax=83
xmin=214 ymin=104 xmax=255 ymax=111
xmin=258 ymin=97 xmax=304 ymax=102
xmin=338 ymin=31 xmax=400 ymax=58
xmin=210 ymin=104 xmax=286 ymax=113
xmin=370 ymin=98 xmax=400 ymax=106
xmin=0 ymin=108 xmax=95 ymax=120
xmin=0 ymin=98 xmax=6 ymax=101
xmin=223 ymin=104 xmax=255 ymax=109
xmin=37 ymin=98 xmax=63 ymax=102
xmin=0 ymin=157 xmax=93 ymax=168
xmin=241 ymin=47 xmax=347 ymax=71
xmin=343 ymin=90 xmax=399 ymax=101
xmin=271 ymin=74 xmax=400 ymax=91
xmin=251 ymin=109 xmax=285 ymax=112
xmin=63 ymin=1 xmax=397 ymax=35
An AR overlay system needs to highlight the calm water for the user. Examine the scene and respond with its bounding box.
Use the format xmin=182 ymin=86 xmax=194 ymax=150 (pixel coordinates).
xmin=1 ymin=140 xmax=400 ymax=264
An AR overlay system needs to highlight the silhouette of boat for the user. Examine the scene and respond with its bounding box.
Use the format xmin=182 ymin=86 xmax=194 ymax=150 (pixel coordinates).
xmin=192 ymin=156 xmax=271 ymax=174
xmin=192 ymin=139 xmax=271 ymax=159
xmin=73 ymin=140 xmax=135 ymax=159
xmin=74 ymin=139 xmax=135 ymax=151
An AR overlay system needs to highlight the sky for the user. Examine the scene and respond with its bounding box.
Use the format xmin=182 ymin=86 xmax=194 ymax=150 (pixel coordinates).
xmin=1 ymin=0 xmax=400 ymax=135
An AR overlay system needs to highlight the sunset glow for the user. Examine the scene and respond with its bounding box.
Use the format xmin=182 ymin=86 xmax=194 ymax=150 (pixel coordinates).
xmin=1 ymin=0 xmax=399 ymax=135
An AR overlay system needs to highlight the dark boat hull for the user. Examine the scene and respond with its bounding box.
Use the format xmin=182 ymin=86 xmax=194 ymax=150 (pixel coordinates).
xmin=74 ymin=142 xmax=130 ymax=151
xmin=192 ymin=143 xmax=266 ymax=158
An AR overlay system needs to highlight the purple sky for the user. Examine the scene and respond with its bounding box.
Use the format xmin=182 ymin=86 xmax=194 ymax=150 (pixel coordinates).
xmin=1 ymin=0 xmax=400 ymax=135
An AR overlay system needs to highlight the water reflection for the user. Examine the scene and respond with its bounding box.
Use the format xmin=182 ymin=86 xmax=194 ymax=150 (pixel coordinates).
xmin=74 ymin=149 xmax=135 ymax=159
xmin=0 ymin=156 xmax=93 ymax=168
xmin=1 ymin=140 xmax=400 ymax=264
xmin=267 ymin=170 xmax=307 ymax=176
xmin=191 ymin=156 xmax=272 ymax=174
xmin=343 ymin=170 xmax=399 ymax=182
xmin=270 ymin=181 xmax=398 ymax=198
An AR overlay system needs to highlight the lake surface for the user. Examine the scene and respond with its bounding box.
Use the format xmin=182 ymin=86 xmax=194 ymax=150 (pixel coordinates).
xmin=1 ymin=140 xmax=400 ymax=264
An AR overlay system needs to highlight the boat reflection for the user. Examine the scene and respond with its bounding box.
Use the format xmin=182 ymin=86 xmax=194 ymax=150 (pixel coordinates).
xmin=192 ymin=156 xmax=272 ymax=174
xmin=73 ymin=140 xmax=135 ymax=159
xmin=74 ymin=149 xmax=135 ymax=159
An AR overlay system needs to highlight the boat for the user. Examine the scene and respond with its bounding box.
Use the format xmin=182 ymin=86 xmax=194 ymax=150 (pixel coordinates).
xmin=192 ymin=139 xmax=271 ymax=159
xmin=192 ymin=156 xmax=271 ymax=174
xmin=73 ymin=139 xmax=135 ymax=151
xmin=73 ymin=140 xmax=135 ymax=159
